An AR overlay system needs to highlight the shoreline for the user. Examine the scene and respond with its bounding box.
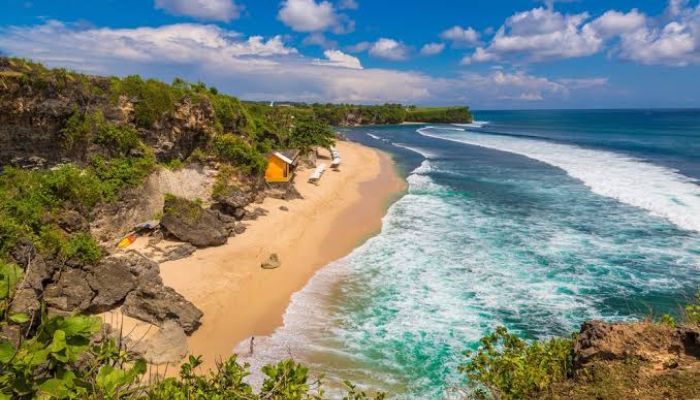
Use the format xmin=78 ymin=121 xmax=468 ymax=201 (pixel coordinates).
xmin=158 ymin=140 xmax=405 ymax=370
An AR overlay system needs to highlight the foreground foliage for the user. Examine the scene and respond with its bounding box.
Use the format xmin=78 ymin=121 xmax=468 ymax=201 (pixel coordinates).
xmin=0 ymin=313 xmax=385 ymax=400
xmin=460 ymin=326 xmax=575 ymax=400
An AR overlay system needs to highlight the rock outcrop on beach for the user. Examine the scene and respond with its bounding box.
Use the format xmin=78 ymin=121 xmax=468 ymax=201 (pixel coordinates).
xmin=7 ymin=242 xmax=203 ymax=336
xmin=161 ymin=195 xmax=229 ymax=247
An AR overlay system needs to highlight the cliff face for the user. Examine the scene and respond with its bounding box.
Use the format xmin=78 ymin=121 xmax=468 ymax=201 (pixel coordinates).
xmin=543 ymin=321 xmax=700 ymax=399
xmin=0 ymin=58 xmax=215 ymax=168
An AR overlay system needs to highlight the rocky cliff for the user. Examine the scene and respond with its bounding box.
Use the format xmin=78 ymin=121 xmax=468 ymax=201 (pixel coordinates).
xmin=0 ymin=58 xmax=215 ymax=168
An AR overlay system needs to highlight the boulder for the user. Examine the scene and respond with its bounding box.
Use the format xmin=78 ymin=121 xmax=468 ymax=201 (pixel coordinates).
xmin=161 ymin=196 xmax=228 ymax=248
xmin=9 ymin=239 xmax=57 ymax=290
xmin=44 ymin=268 xmax=94 ymax=312
xmin=86 ymin=256 xmax=138 ymax=312
xmin=8 ymin=288 xmax=41 ymax=317
xmin=161 ymin=243 xmax=196 ymax=262
xmin=261 ymin=253 xmax=281 ymax=269
xmin=214 ymin=187 xmax=254 ymax=210
xmin=122 ymin=282 xmax=203 ymax=335
xmin=243 ymin=207 xmax=268 ymax=221
xmin=125 ymin=320 xmax=189 ymax=365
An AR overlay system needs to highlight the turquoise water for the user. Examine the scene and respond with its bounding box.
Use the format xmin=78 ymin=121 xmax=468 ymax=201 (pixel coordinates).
xmin=248 ymin=110 xmax=700 ymax=398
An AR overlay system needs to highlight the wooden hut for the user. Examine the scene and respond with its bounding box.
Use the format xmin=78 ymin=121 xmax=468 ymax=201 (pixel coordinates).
xmin=265 ymin=150 xmax=300 ymax=183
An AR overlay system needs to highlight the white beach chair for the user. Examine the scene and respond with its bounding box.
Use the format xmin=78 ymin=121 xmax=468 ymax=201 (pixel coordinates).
xmin=308 ymin=163 xmax=327 ymax=184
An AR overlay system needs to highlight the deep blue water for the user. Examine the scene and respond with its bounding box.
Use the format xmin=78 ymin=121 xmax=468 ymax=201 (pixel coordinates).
xmin=248 ymin=109 xmax=700 ymax=398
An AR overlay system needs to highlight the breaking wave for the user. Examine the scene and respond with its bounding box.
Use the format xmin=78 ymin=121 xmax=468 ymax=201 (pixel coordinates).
xmin=418 ymin=127 xmax=700 ymax=233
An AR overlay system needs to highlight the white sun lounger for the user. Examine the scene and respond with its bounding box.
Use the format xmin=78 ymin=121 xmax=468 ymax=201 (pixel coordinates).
xmin=308 ymin=163 xmax=327 ymax=184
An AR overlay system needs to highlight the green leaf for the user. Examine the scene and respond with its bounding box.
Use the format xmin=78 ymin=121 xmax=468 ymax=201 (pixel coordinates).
xmin=0 ymin=262 xmax=23 ymax=300
xmin=56 ymin=315 xmax=101 ymax=337
xmin=49 ymin=329 xmax=67 ymax=353
xmin=9 ymin=313 xmax=30 ymax=324
xmin=96 ymin=364 xmax=128 ymax=397
xmin=0 ymin=341 xmax=16 ymax=363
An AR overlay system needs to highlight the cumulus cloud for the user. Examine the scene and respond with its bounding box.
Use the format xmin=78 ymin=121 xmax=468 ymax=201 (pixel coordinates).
xmin=440 ymin=26 xmax=480 ymax=46
xmin=464 ymin=1 xmax=700 ymax=67
xmin=461 ymin=70 xmax=567 ymax=101
xmin=368 ymin=38 xmax=410 ymax=60
xmin=588 ymin=9 xmax=646 ymax=38
xmin=463 ymin=7 xmax=602 ymax=64
xmin=313 ymin=49 xmax=362 ymax=69
xmin=420 ymin=42 xmax=445 ymax=56
xmin=609 ymin=2 xmax=700 ymax=66
xmin=154 ymin=0 xmax=242 ymax=22
xmin=277 ymin=0 xmax=353 ymax=33
xmin=0 ymin=21 xmax=610 ymax=106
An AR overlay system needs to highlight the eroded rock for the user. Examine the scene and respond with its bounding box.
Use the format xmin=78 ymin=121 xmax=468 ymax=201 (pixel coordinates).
xmin=261 ymin=253 xmax=281 ymax=270
xmin=122 ymin=281 xmax=203 ymax=335
xmin=125 ymin=320 xmax=189 ymax=365
xmin=161 ymin=196 xmax=228 ymax=248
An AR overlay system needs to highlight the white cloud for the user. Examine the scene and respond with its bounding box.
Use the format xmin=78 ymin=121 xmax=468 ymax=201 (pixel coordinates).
xmin=588 ymin=9 xmax=646 ymax=38
xmin=464 ymin=7 xmax=602 ymax=64
xmin=302 ymin=32 xmax=337 ymax=48
xmin=420 ymin=42 xmax=445 ymax=56
xmin=464 ymin=1 xmax=700 ymax=67
xmin=0 ymin=21 xmax=614 ymax=106
xmin=368 ymin=38 xmax=409 ymax=60
xmin=440 ymin=26 xmax=480 ymax=46
xmin=556 ymin=77 xmax=609 ymax=88
xmin=314 ymin=49 xmax=362 ymax=69
xmin=610 ymin=2 xmax=700 ymax=66
xmin=346 ymin=41 xmax=371 ymax=53
xmin=338 ymin=0 xmax=358 ymax=10
xmin=460 ymin=70 xmax=569 ymax=102
xmin=154 ymin=0 xmax=242 ymax=22
xmin=277 ymin=0 xmax=353 ymax=33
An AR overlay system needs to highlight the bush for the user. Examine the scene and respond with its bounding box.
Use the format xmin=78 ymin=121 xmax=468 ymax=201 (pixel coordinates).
xmin=685 ymin=292 xmax=700 ymax=325
xmin=460 ymin=326 xmax=575 ymax=400
xmin=62 ymin=111 xmax=142 ymax=156
xmin=211 ymin=134 xmax=267 ymax=175
xmin=111 ymin=76 xmax=177 ymax=128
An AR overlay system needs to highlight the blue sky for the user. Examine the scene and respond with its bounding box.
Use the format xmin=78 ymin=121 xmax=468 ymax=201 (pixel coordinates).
xmin=1 ymin=0 xmax=699 ymax=109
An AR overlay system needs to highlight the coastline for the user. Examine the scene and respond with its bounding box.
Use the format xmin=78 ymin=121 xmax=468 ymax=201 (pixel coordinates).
xmin=158 ymin=140 xmax=405 ymax=370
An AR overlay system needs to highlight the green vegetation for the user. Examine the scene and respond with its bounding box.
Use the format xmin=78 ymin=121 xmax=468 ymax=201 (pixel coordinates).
xmin=405 ymin=106 xmax=473 ymax=123
xmin=462 ymin=294 xmax=700 ymax=400
xmin=460 ymin=326 xmax=575 ymax=400
xmin=0 ymin=313 xmax=385 ymax=400
xmin=211 ymin=134 xmax=268 ymax=175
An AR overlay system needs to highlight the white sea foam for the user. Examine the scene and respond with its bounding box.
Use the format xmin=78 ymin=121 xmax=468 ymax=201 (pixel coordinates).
xmin=367 ymin=133 xmax=382 ymax=140
xmin=418 ymin=127 xmax=700 ymax=233
xmin=453 ymin=121 xmax=489 ymax=128
xmin=392 ymin=142 xmax=435 ymax=159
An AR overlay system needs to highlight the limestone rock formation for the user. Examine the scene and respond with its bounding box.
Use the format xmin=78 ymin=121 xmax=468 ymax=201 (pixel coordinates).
xmin=161 ymin=195 xmax=228 ymax=247
xmin=122 ymin=281 xmax=203 ymax=335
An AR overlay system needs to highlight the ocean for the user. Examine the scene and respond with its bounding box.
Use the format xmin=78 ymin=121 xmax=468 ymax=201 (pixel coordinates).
xmin=247 ymin=109 xmax=700 ymax=398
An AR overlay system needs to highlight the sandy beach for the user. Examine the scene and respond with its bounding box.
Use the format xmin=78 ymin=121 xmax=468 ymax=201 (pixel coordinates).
xmin=151 ymin=140 xmax=404 ymax=369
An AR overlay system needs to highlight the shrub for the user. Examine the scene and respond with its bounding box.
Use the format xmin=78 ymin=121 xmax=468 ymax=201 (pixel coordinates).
xmin=0 ymin=314 xmax=145 ymax=400
xmin=111 ymin=75 xmax=177 ymax=128
xmin=685 ymin=292 xmax=700 ymax=325
xmin=211 ymin=134 xmax=267 ymax=175
xmin=460 ymin=326 xmax=574 ymax=400
xmin=658 ymin=313 xmax=677 ymax=328
xmin=62 ymin=110 xmax=141 ymax=156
